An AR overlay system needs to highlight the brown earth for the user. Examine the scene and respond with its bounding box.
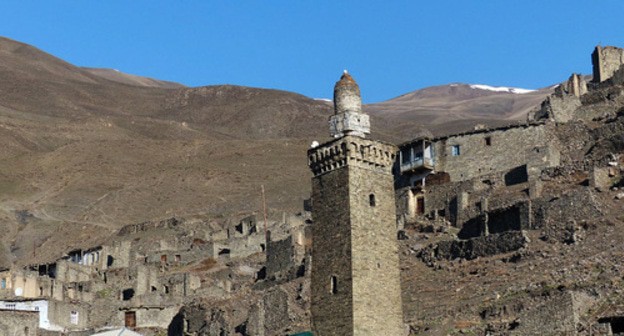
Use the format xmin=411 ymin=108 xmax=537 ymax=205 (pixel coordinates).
xmin=0 ymin=36 xmax=554 ymax=266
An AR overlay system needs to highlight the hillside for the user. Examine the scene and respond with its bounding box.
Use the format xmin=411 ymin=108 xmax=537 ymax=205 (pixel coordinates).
xmin=366 ymin=83 xmax=553 ymax=138
xmin=0 ymin=36 xmax=551 ymax=267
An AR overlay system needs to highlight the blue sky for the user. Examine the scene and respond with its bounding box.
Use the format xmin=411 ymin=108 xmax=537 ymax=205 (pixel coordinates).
xmin=1 ymin=1 xmax=623 ymax=103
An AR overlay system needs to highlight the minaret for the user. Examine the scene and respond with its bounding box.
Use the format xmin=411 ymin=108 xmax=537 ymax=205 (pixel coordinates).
xmin=329 ymin=70 xmax=370 ymax=138
xmin=308 ymin=72 xmax=403 ymax=335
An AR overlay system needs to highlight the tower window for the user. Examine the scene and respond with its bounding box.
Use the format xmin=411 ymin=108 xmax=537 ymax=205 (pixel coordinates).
xmin=451 ymin=145 xmax=461 ymax=156
xmin=330 ymin=276 xmax=338 ymax=294
xmin=369 ymin=194 xmax=376 ymax=207
xmin=485 ymin=136 xmax=492 ymax=146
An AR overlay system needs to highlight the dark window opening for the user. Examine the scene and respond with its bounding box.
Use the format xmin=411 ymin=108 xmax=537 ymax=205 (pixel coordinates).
xmin=296 ymin=264 xmax=306 ymax=277
xmin=235 ymin=222 xmax=244 ymax=234
xmin=161 ymin=254 xmax=167 ymax=263
xmin=401 ymin=147 xmax=411 ymax=164
xmin=106 ymin=255 xmax=114 ymax=267
xmin=416 ymin=197 xmax=425 ymax=215
xmin=369 ymin=194 xmax=376 ymax=207
xmin=164 ymin=285 xmax=170 ymax=294
xmin=151 ymin=286 xmax=157 ymax=292
xmin=488 ymin=206 xmax=522 ymax=234
xmin=451 ymin=145 xmax=461 ymax=156
xmin=599 ymin=316 xmax=624 ymax=333
xmin=218 ymin=248 xmax=231 ymax=256
xmin=504 ymin=165 xmax=528 ymax=186
xmin=458 ymin=215 xmax=486 ymax=239
xmin=330 ymin=276 xmax=338 ymax=294
xmin=256 ymin=266 xmax=267 ymax=281
xmin=124 ymin=311 xmax=136 ymax=328
xmin=485 ymin=136 xmax=492 ymax=146
xmin=122 ymin=288 xmax=134 ymax=301
xmin=39 ymin=287 xmax=43 ymax=296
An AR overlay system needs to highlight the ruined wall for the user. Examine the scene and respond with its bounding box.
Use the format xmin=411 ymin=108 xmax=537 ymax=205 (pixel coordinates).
xmin=266 ymin=234 xmax=294 ymax=280
xmin=101 ymin=241 xmax=131 ymax=270
xmin=592 ymin=46 xmax=624 ymax=83
xmin=263 ymin=287 xmax=290 ymax=333
xmin=558 ymin=73 xmax=588 ymax=97
xmin=510 ymin=291 xmax=589 ymax=335
xmin=537 ymin=94 xmax=582 ymax=123
xmin=433 ymin=124 xmax=559 ymax=183
xmin=532 ymin=188 xmax=602 ymax=243
xmin=0 ymin=310 xmax=39 ymax=336
xmin=47 ymin=300 xmax=90 ymax=330
xmin=133 ymin=306 xmax=180 ymax=329
xmin=419 ymin=231 xmax=528 ymax=262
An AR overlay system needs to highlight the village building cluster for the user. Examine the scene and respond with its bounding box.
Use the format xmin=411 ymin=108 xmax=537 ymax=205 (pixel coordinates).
xmin=2 ymin=45 xmax=624 ymax=335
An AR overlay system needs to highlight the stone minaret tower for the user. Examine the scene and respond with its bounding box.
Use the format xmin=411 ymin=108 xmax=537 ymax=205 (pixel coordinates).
xmin=308 ymin=71 xmax=403 ymax=335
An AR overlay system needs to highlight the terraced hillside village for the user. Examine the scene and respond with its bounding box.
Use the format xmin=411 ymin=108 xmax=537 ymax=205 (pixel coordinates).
xmin=2 ymin=36 xmax=624 ymax=335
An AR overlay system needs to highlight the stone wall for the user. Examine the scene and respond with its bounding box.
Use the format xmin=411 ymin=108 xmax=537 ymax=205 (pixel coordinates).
xmin=310 ymin=164 xmax=354 ymax=335
xmin=432 ymin=124 xmax=559 ymax=183
xmin=0 ymin=309 xmax=39 ymax=336
xmin=592 ymin=46 xmax=624 ymax=83
xmin=47 ymin=300 xmax=90 ymax=330
xmin=309 ymin=135 xmax=403 ymax=335
xmin=509 ymin=291 xmax=590 ymax=335
xmin=419 ymin=231 xmax=528 ymax=262
xmin=266 ymin=234 xmax=294 ymax=280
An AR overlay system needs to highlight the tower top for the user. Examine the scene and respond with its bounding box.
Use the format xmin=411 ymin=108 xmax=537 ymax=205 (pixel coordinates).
xmin=329 ymin=71 xmax=370 ymax=138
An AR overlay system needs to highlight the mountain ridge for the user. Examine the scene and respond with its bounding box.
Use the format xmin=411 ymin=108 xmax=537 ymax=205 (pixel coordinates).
xmin=0 ymin=36 xmax=555 ymax=266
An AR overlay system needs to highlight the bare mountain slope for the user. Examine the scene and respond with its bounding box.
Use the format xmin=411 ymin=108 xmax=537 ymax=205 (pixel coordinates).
xmin=366 ymin=83 xmax=553 ymax=139
xmin=81 ymin=67 xmax=186 ymax=89
xmin=0 ymin=36 xmax=553 ymax=266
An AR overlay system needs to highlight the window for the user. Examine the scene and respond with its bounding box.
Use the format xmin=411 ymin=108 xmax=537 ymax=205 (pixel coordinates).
xmin=1 ymin=278 xmax=6 ymax=289
xmin=401 ymin=147 xmax=411 ymax=164
xmin=451 ymin=145 xmax=461 ymax=156
xmin=70 ymin=311 xmax=79 ymax=325
xmin=124 ymin=311 xmax=136 ymax=328
xmin=122 ymin=288 xmax=134 ymax=301
xmin=330 ymin=276 xmax=338 ymax=294
xmin=369 ymin=194 xmax=376 ymax=207
xmin=485 ymin=136 xmax=492 ymax=146
xmin=175 ymin=255 xmax=181 ymax=262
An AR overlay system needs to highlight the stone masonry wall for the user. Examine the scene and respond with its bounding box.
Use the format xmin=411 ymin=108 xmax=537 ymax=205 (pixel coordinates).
xmin=266 ymin=235 xmax=294 ymax=280
xmin=310 ymin=167 xmax=354 ymax=335
xmin=433 ymin=124 xmax=559 ymax=183
xmin=0 ymin=310 xmax=39 ymax=336
xmin=592 ymin=46 xmax=624 ymax=83
xmin=309 ymin=135 xmax=402 ymax=336
xmin=349 ymin=164 xmax=404 ymax=336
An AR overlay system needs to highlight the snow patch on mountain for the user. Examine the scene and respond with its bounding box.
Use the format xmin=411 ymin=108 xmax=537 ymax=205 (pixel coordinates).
xmin=469 ymin=84 xmax=535 ymax=94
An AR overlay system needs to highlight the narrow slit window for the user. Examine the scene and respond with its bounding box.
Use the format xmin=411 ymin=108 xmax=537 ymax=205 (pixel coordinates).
xmin=330 ymin=276 xmax=338 ymax=294
xmin=485 ymin=136 xmax=492 ymax=146
xmin=369 ymin=194 xmax=376 ymax=207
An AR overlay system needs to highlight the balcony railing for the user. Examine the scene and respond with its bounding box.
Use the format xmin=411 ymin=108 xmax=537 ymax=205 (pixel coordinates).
xmin=400 ymin=157 xmax=434 ymax=173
